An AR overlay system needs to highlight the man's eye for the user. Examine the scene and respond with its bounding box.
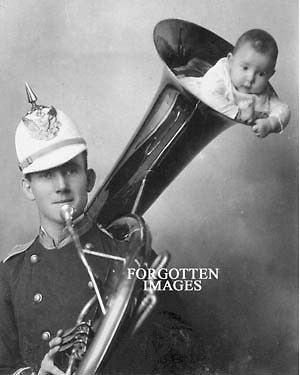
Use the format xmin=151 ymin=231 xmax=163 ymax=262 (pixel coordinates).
xmin=65 ymin=166 xmax=78 ymax=175
xmin=259 ymin=72 xmax=266 ymax=77
xmin=243 ymin=66 xmax=248 ymax=70
xmin=40 ymin=171 xmax=52 ymax=179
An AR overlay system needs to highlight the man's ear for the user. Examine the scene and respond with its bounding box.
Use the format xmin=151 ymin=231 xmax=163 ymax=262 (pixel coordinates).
xmin=86 ymin=168 xmax=96 ymax=192
xmin=22 ymin=177 xmax=35 ymax=201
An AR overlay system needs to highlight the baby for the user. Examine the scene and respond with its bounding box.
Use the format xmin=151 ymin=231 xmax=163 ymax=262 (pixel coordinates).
xmin=178 ymin=29 xmax=290 ymax=137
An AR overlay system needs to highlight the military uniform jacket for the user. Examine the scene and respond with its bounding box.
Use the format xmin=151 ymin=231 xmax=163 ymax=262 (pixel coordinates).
xmin=0 ymin=219 xmax=193 ymax=375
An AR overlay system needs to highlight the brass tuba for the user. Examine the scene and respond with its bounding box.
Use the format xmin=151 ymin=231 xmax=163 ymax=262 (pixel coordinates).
xmin=86 ymin=18 xmax=236 ymax=227
xmin=60 ymin=18 xmax=239 ymax=374
xmin=59 ymin=207 xmax=170 ymax=374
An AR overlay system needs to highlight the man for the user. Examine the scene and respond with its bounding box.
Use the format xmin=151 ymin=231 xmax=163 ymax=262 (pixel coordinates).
xmin=0 ymin=84 xmax=193 ymax=375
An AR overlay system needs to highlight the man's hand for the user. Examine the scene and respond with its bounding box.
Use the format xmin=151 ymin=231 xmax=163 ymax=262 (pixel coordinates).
xmin=38 ymin=330 xmax=65 ymax=375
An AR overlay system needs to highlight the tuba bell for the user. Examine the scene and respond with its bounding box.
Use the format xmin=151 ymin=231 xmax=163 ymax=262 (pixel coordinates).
xmin=86 ymin=18 xmax=237 ymax=227
xmin=60 ymin=18 xmax=240 ymax=374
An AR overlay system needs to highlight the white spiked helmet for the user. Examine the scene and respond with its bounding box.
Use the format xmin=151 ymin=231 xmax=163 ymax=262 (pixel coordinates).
xmin=15 ymin=83 xmax=87 ymax=174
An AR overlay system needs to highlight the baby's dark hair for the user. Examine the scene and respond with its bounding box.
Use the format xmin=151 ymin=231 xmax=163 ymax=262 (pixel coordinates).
xmin=233 ymin=29 xmax=278 ymax=66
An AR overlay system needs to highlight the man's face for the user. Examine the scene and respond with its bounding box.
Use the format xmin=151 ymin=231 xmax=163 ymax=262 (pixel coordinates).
xmin=23 ymin=153 xmax=95 ymax=227
xmin=228 ymin=42 xmax=275 ymax=94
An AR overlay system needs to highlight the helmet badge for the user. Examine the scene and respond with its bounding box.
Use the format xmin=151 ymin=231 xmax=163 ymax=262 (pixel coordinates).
xmin=22 ymin=82 xmax=61 ymax=141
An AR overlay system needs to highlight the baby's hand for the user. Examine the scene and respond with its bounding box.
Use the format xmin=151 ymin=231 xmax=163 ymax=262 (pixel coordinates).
xmin=254 ymin=111 xmax=268 ymax=120
xmin=252 ymin=116 xmax=283 ymax=138
xmin=252 ymin=118 xmax=273 ymax=138
xmin=237 ymin=99 xmax=255 ymax=124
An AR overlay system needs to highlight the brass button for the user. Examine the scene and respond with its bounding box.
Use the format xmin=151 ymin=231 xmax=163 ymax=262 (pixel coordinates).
xmin=30 ymin=254 xmax=39 ymax=264
xmin=41 ymin=331 xmax=51 ymax=341
xmin=33 ymin=293 xmax=43 ymax=304
xmin=88 ymin=281 xmax=94 ymax=289
xmin=85 ymin=243 xmax=93 ymax=250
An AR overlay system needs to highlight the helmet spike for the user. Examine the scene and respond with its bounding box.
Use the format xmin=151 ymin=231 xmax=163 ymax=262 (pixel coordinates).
xmin=25 ymin=82 xmax=38 ymax=110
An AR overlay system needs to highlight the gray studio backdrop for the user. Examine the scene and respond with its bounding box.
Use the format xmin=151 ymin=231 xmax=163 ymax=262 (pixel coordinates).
xmin=0 ymin=1 xmax=298 ymax=374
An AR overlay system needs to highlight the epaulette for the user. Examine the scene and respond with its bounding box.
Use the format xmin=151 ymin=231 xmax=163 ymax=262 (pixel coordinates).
xmin=3 ymin=238 xmax=36 ymax=263
xmin=96 ymin=223 xmax=113 ymax=239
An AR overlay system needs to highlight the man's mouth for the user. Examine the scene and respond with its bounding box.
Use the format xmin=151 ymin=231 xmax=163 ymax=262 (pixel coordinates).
xmin=53 ymin=199 xmax=73 ymax=204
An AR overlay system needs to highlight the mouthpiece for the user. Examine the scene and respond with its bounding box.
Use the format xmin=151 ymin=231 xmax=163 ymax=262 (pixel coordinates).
xmin=60 ymin=204 xmax=74 ymax=223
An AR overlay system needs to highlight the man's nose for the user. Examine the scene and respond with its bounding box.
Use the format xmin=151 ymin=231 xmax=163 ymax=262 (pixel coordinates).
xmin=54 ymin=172 xmax=69 ymax=192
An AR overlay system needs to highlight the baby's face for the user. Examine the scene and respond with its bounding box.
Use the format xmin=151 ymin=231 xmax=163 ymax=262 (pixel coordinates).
xmin=228 ymin=42 xmax=275 ymax=94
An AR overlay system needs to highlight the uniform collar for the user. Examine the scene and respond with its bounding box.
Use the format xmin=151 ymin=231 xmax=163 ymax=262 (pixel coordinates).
xmin=39 ymin=213 xmax=94 ymax=249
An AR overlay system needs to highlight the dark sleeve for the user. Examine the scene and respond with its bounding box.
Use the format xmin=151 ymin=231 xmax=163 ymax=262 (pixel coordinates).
xmin=103 ymin=290 xmax=195 ymax=375
xmin=143 ymin=290 xmax=195 ymax=374
xmin=142 ymin=251 xmax=196 ymax=372
xmin=0 ymin=262 xmax=29 ymax=375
